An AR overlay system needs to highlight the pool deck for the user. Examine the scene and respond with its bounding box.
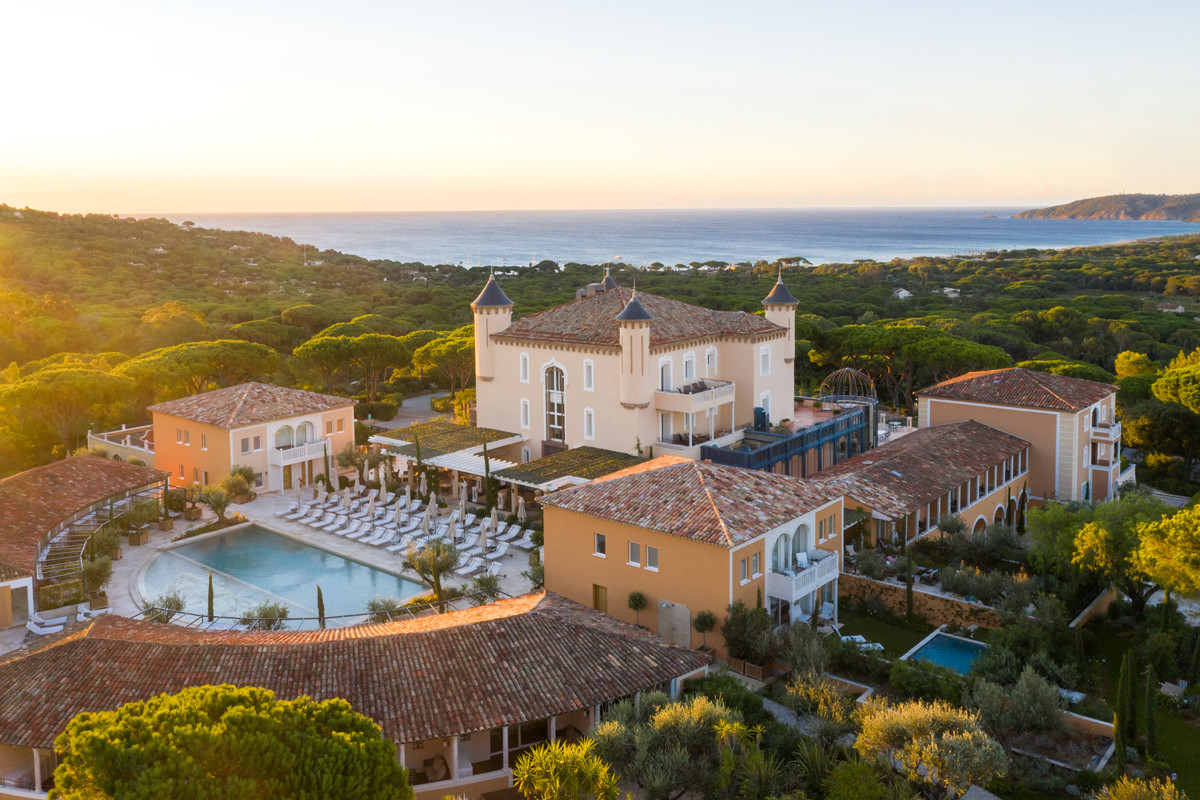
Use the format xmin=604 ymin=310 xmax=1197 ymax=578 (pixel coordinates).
xmin=108 ymin=491 xmax=540 ymax=621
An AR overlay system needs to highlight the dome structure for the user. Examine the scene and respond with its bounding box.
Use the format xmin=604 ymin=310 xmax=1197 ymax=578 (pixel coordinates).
xmin=818 ymin=367 xmax=877 ymax=407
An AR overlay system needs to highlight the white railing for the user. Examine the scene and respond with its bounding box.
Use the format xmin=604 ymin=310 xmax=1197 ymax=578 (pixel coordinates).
xmin=1091 ymin=421 xmax=1121 ymax=442
xmin=655 ymin=379 xmax=735 ymax=414
xmin=766 ymin=550 xmax=839 ymax=603
xmin=270 ymin=440 xmax=329 ymax=466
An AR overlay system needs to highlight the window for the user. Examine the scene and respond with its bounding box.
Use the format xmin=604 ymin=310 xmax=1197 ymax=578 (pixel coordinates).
xmin=252 ymin=435 xmax=262 ymax=451
xmin=593 ymin=532 xmax=606 ymax=557
xmin=583 ymin=359 xmax=594 ymax=391
xmin=254 ymin=472 xmax=264 ymax=488
xmin=828 ymin=513 xmax=837 ymax=539
xmin=739 ymin=558 xmax=748 ymax=583
xmin=192 ymin=467 xmax=199 ymax=483
xmin=705 ymin=349 xmax=718 ymax=377
xmin=759 ymin=392 xmax=771 ymax=419
xmin=628 ymin=541 xmax=641 ymax=566
xmin=520 ymin=353 xmax=530 ymax=383
xmin=184 ymin=430 xmax=190 ymax=446
xmin=520 ymin=398 xmax=531 ymax=429
xmin=178 ymin=464 xmax=185 ymax=479
xmin=751 ymin=552 xmax=761 ymax=577
xmin=646 ymin=546 xmax=658 ymax=571
xmin=240 ymin=437 xmax=251 ymax=455
xmin=583 ymin=408 xmax=595 ymax=440
xmin=545 ymin=367 xmax=566 ymax=442
xmin=336 ymin=419 xmax=345 ymax=433
xmin=683 ymin=355 xmax=696 ymax=381
xmin=202 ymin=470 xmax=209 ymax=485
xmin=659 ymin=360 xmax=672 ymax=391
xmin=818 ymin=519 xmax=826 ymax=542
xmin=200 ymin=433 xmax=207 ymax=451
xmin=521 ymin=446 xmax=531 ymax=462
xmin=760 ymin=345 xmax=771 ymax=376
xmin=175 ymin=427 xmax=183 ymax=444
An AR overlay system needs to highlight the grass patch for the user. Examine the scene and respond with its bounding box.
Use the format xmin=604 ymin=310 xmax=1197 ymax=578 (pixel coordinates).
xmin=836 ymin=609 xmax=930 ymax=659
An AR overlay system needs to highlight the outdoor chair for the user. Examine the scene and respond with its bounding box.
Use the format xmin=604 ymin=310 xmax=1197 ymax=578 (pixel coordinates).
xmin=332 ymin=519 xmax=365 ymax=537
xmin=455 ymin=556 xmax=484 ymax=576
xmin=497 ymin=525 xmax=523 ymax=543
xmin=487 ymin=542 xmax=510 ymax=560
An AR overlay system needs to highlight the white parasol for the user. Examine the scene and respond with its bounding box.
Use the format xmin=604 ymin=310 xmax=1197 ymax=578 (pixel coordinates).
xmin=365 ymin=497 xmax=376 ymax=519
xmin=421 ymin=508 xmax=432 ymax=536
xmin=479 ymin=514 xmax=490 ymax=555
xmin=419 ymin=471 xmax=428 ymax=496
xmin=517 ymin=495 xmax=527 ymax=523
xmin=447 ymin=516 xmax=458 ymax=542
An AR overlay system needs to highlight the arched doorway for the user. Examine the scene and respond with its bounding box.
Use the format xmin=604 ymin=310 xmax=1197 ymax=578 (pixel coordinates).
xmin=993 ymin=505 xmax=1006 ymax=524
xmin=972 ymin=517 xmax=988 ymax=536
xmin=274 ymin=426 xmax=294 ymax=449
xmin=772 ymin=533 xmax=791 ymax=573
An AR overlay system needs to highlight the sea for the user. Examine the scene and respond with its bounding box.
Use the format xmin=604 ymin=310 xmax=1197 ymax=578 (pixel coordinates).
xmin=165 ymin=208 xmax=1200 ymax=267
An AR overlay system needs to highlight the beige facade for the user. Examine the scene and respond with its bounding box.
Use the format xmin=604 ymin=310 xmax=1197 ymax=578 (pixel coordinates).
xmin=918 ymin=393 xmax=1120 ymax=503
xmin=473 ymin=282 xmax=795 ymax=462
xmin=543 ymin=496 xmax=842 ymax=660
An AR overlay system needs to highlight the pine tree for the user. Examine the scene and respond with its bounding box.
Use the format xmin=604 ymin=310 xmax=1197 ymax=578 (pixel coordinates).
xmin=207 ymin=572 xmax=214 ymax=623
xmin=1144 ymin=665 xmax=1158 ymax=757
xmin=316 ymin=584 xmax=326 ymax=630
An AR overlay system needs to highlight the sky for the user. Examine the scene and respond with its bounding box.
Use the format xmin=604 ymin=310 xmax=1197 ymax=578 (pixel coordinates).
xmin=3 ymin=1 xmax=1198 ymax=214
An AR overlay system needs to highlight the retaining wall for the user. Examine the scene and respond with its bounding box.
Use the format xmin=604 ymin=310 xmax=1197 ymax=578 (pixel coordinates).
xmin=839 ymin=573 xmax=1003 ymax=629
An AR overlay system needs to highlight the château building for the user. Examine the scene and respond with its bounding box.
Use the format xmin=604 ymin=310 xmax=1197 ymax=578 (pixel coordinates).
xmin=471 ymin=270 xmax=798 ymax=462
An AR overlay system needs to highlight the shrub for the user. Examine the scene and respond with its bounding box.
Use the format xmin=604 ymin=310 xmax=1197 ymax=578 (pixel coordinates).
xmin=355 ymin=400 xmax=398 ymax=421
xmin=889 ymin=658 xmax=964 ymax=704
xmin=683 ymin=672 xmax=770 ymax=728
xmin=220 ymin=473 xmax=251 ymax=498
xmin=239 ymin=600 xmax=290 ymax=630
xmin=365 ymin=595 xmax=402 ymax=623
xmin=826 ymin=760 xmax=887 ymax=800
xmin=90 ymin=527 xmax=121 ymax=560
xmin=146 ymin=590 xmax=186 ymax=624
xmin=786 ymin=673 xmax=854 ymax=726
xmin=776 ymin=621 xmax=829 ymax=677
xmin=857 ymin=547 xmax=885 ymax=579
xmin=1008 ymin=665 xmax=1064 ymax=733
xmin=81 ymin=556 xmax=113 ymax=597
xmin=721 ymin=600 xmax=774 ymax=664
xmin=692 ymin=609 xmax=717 ymax=649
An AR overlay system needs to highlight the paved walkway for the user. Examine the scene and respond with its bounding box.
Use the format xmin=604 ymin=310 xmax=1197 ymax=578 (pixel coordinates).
xmin=370 ymin=392 xmax=451 ymax=431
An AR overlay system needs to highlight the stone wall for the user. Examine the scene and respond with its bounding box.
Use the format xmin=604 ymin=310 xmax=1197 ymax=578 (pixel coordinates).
xmin=839 ymin=573 xmax=1003 ymax=629
xmin=1069 ymin=587 xmax=1118 ymax=629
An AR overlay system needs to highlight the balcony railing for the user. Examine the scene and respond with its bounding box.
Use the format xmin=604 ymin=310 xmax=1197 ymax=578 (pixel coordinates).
xmin=1091 ymin=421 xmax=1121 ymax=443
xmin=655 ymin=379 xmax=735 ymax=414
xmin=766 ymin=549 xmax=839 ymax=604
xmin=269 ymin=440 xmax=329 ymax=466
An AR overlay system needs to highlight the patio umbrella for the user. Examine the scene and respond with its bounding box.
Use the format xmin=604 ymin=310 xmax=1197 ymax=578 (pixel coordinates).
xmin=353 ymin=475 xmax=363 ymax=495
xmin=460 ymin=480 xmax=468 ymax=504
xmin=479 ymin=515 xmax=490 ymax=555
xmin=421 ymin=508 xmax=432 ymax=536
xmin=458 ymin=496 xmax=466 ymax=520
xmin=517 ymin=496 xmax=527 ymax=523
xmin=447 ymin=516 xmax=458 ymax=542
xmin=405 ymin=485 xmax=412 ymax=508
xmin=490 ymin=506 xmax=499 ymax=530
xmin=317 ymin=487 xmax=327 ymax=506
xmin=341 ymin=487 xmax=351 ymax=508
xmin=471 ymin=484 xmax=479 ymax=503
xmin=393 ymin=501 xmax=405 ymax=527
xmin=419 ymin=471 xmax=428 ymax=496
xmin=365 ymin=497 xmax=376 ymax=519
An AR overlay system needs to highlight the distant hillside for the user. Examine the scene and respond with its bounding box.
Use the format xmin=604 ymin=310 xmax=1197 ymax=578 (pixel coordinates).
xmin=1016 ymin=193 xmax=1200 ymax=222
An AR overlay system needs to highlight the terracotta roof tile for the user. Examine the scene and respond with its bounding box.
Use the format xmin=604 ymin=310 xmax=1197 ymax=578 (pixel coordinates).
xmin=811 ymin=420 xmax=1029 ymax=518
xmin=497 ymin=287 xmax=782 ymax=349
xmin=540 ymin=456 xmax=841 ymax=547
xmin=0 ymin=592 xmax=707 ymax=749
xmin=916 ymin=368 xmax=1115 ymax=412
xmin=0 ymin=456 xmax=168 ymax=579
xmin=148 ymin=382 xmax=355 ymax=428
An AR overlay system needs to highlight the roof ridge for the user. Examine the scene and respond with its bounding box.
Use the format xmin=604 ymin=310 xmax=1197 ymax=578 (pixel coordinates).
xmin=692 ymin=463 xmax=734 ymax=547
xmin=222 ymin=383 xmax=254 ymax=428
xmin=1019 ymin=368 xmax=1074 ymax=408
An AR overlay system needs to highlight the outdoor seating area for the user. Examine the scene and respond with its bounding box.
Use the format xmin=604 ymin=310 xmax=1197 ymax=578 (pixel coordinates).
xmin=274 ymin=479 xmax=539 ymax=580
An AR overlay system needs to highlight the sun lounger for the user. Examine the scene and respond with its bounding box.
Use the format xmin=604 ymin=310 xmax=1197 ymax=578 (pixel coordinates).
xmin=462 ymin=513 xmax=476 ymax=528
xmin=365 ymin=528 xmax=396 ymax=547
xmin=492 ymin=522 xmax=509 ymax=538
xmin=346 ymin=524 xmax=376 ymax=541
xmin=317 ymin=515 xmax=348 ymax=532
xmin=386 ymin=533 xmax=416 ymax=553
xmin=27 ymin=619 xmax=65 ymax=635
xmin=483 ymin=560 xmax=501 ymax=577
xmin=487 ymin=542 xmax=510 ymax=560
xmin=513 ymin=530 xmax=537 ymax=550
xmin=455 ymin=556 xmax=484 ymax=576
xmin=332 ymin=519 xmax=364 ymax=537
xmin=364 ymin=488 xmax=378 ymax=503
xmin=275 ymin=502 xmax=300 ymax=517
xmin=497 ymin=525 xmax=523 ymax=543
xmin=300 ymin=508 xmax=327 ymax=524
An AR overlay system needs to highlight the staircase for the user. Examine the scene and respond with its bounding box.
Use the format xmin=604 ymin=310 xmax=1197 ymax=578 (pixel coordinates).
xmin=37 ymin=518 xmax=104 ymax=586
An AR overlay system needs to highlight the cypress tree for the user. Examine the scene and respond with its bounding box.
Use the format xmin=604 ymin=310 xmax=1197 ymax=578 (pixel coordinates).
xmin=1112 ymin=706 xmax=1126 ymax=771
xmin=316 ymin=585 xmax=326 ymax=630
xmin=1145 ymin=665 xmax=1158 ymax=756
xmin=1125 ymin=652 xmax=1138 ymax=741
xmin=1189 ymin=630 xmax=1200 ymax=687
xmin=207 ymin=572 xmax=214 ymax=623
xmin=1115 ymin=652 xmax=1131 ymax=744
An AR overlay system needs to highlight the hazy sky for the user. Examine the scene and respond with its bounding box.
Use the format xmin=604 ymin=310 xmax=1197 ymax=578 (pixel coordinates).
xmin=3 ymin=1 xmax=1197 ymax=213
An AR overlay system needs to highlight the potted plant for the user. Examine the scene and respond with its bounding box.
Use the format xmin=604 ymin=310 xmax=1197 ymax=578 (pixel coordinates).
xmin=183 ymin=485 xmax=203 ymax=520
xmin=123 ymin=500 xmax=159 ymax=546
xmin=81 ymin=555 xmax=113 ymax=610
xmin=721 ymin=600 xmax=773 ymax=677
xmin=692 ymin=610 xmax=717 ymax=654
xmin=158 ymin=496 xmax=174 ymax=531
xmin=223 ymin=466 xmax=255 ymax=504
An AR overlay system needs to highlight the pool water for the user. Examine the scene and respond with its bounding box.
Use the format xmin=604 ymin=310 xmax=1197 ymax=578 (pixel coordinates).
xmin=906 ymin=633 xmax=987 ymax=675
xmin=140 ymin=524 xmax=426 ymax=624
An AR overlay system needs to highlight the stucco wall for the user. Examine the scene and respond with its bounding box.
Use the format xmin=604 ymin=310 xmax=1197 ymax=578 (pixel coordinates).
xmin=839 ymin=573 xmax=1002 ymax=629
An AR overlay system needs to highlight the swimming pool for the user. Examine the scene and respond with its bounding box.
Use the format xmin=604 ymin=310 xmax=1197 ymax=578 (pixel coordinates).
xmin=902 ymin=631 xmax=987 ymax=675
xmin=140 ymin=524 xmax=426 ymax=625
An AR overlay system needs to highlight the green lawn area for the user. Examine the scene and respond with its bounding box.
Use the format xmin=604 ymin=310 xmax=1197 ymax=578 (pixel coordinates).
xmin=1091 ymin=625 xmax=1200 ymax=799
xmin=836 ymin=609 xmax=931 ymax=659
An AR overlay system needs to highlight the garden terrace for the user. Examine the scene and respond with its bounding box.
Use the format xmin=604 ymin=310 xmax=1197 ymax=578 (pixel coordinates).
xmin=371 ymin=419 xmax=524 ymax=461
xmin=492 ymin=446 xmax=644 ymax=492
xmin=0 ymin=591 xmax=708 ymax=798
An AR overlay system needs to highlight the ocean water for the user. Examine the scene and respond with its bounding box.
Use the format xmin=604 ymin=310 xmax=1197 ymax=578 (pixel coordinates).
xmin=167 ymin=208 xmax=1200 ymax=266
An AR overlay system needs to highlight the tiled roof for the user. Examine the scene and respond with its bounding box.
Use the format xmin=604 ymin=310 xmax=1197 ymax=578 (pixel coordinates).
xmin=379 ymin=419 xmax=521 ymax=458
xmin=0 ymin=592 xmax=707 ymax=749
xmin=497 ymin=287 xmax=783 ymax=348
xmin=810 ymin=420 xmax=1029 ymax=519
xmin=916 ymin=368 xmax=1115 ymax=412
xmin=0 ymin=560 xmax=26 ymax=582
xmin=148 ymin=382 xmax=355 ymax=428
xmin=539 ymin=456 xmax=841 ymax=547
xmin=493 ymin=447 xmax=644 ymax=488
xmin=0 ymin=456 xmax=168 ymax=579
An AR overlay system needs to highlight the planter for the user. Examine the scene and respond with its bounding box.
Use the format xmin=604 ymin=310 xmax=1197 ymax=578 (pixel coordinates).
xmin=184 ymin=507 xmax=203 ymax=521
xmin=90 ymin=594 xmax=109 ymax=610
xmin=126 ymin=530 xmax=149 ymax=546
xmin=528 ymin=551 xmax=540 ymax=566
xmin=158 ymin=518 xmax=174 ymax=531
xmin=744 ymin=661 xmax=766 ymax=681
xmin=727 ymin=657 xmax=745 ymax=675
xmin=41 ymin=603 xmax=80 ymax=620
xmin=234 ymin=494 xmax=252 ymax=504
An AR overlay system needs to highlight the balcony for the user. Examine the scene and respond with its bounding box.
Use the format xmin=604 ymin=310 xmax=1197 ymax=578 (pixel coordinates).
xmin=766 ymin=549 xmax=839 ymax=605
xmin=655 ymin=379 xmax=735 ymax=415
xmin=269 ymin=440 xmax=329 ymax=466
xmin=655 ymin=427 xmax=745 ymax=460
xmin=1091 ymin=420 xmax=1121 ymax=443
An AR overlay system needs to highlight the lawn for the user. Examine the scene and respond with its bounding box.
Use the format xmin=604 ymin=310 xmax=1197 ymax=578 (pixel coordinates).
xmin=836 ymin=609 xmax=931 ymax=659
xmin=1091 ymin=625 xmax=1200 ymax=799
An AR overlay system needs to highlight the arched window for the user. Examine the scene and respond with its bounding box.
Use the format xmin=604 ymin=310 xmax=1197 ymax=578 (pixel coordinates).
xmin=295 ymin=422 xmax=314 ymax=446
xmin=772 ymin=533 xmax=792 ymax=572
xmin=793 ymin=524 xmax=810 ymax=559
xmin=274 ymin=426 xmax=294 ymax=449
xmin=545 ymin=367 xmax=566 ymax=442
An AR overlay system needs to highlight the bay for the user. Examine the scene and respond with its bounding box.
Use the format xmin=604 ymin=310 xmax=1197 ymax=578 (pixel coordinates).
xmin=163 ymin=207 xmax=1200 ymax=266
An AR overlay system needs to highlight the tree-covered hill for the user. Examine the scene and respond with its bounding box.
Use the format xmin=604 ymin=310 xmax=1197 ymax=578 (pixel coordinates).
xmin=3 ymin=203 xmax=1200 ymax=490
xmin=1016 ymin=193 xmax=1200 ymax=222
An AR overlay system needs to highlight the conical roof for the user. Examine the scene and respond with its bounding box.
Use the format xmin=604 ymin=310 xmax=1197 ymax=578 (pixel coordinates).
xmin=762 ymin=274 xmax=798 ymax=305
xmin=615 ymin=291 xmax=652 ymax=322
xmin=472 ymin=272 xmax=513 ymax=308
xmin=601 ymin=268 xmax=618 ymax=291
